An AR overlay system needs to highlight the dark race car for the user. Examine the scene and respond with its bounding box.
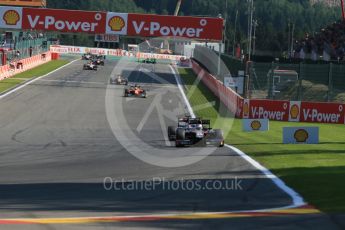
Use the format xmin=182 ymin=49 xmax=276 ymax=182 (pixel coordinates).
xmin=139 ymin=58 xmax=157 ymax=64
xmin=93 ymin=58 xmax=105 ymax=66
xmin=110 ymin=75 xmax=128 ymax=85
xmin=168 ymin=116 xmax=224 ymax=147
xmin=83 ymin=61 xmax=98 ymax=71
xmin=82 ymin=53 xmax=93 ymax=60
xmin=124 ymin=85 xmax=146 ymax=98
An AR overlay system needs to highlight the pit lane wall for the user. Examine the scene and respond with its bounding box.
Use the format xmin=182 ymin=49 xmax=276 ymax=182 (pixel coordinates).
xmin=0 ymin=51 xmax=51 ymax=80
xmin=191 ymin=60 xmax=345 ymax=124
xmin=50 ymin=45 xmax=186 ymax=61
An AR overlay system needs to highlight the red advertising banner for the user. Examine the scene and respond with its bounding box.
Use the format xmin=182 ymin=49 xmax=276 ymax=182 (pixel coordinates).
xmin=0 ymin=6 xmax=223 ymax=40
xmin=248 ymin=99 xmax=290 ymax=121
xmin=22 ymin=8 xmax=106 ymax=34
xmin=127 ymin=14 xmax=223 ymax=41
xmin=300 ymin=102 xmax=345 ymax=124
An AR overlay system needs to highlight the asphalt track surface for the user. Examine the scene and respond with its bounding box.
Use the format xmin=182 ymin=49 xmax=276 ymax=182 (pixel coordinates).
xmin=0 ymin=58 xmax=341 ymax=229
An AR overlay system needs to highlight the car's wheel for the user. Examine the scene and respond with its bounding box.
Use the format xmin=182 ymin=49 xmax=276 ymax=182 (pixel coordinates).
xmin=168 ymin=126 xmax=176 ymax=141
xmin=124 ymin=89 xmax=129 ymax=97
xmin=175 ymin=128 xmax=185 ymax=147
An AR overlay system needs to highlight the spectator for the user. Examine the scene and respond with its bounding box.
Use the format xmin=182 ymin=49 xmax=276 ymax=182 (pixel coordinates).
xmin=294 ymin=20 xmax=345 ymax=61
xmin=15 ymin=50 xmax=20 ymax=59
xmin=29 ymin=46 xmax=33 ymax=57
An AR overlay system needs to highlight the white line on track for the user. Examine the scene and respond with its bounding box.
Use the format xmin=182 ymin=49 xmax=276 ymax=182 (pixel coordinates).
xmin=35 ymin=79 xmax=105 ymax=85
xmin=169 ymin=64 xmax=306 ymax=209
xmin=0 ymin=59 xmax=79 ymax=100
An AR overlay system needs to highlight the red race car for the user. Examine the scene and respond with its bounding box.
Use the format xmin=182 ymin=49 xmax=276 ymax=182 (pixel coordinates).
xmin=124 ymin=85 xmax=147 ymax=98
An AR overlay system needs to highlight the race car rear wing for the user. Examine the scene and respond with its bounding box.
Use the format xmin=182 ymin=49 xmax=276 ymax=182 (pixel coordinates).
xmin=202 ymin=120 xmax=210 ymax=124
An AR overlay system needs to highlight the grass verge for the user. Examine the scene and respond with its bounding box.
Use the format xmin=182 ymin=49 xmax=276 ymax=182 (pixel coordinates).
xmin=179 ymin=67 xmax=345 ymax=213
xmin=0 ymin=60 xmax=69 ymax=94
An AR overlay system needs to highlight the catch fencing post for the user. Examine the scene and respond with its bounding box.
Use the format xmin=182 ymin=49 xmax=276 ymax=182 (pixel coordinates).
xmin=327 ymin=62 xmax=333 ymax=102
xmin=298 ymin=62 xmax=303 ymax=101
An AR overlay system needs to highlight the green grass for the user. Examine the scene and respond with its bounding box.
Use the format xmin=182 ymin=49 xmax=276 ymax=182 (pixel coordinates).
xmin=14 ymin=60 xmax=69 ymax=79
xmin=179 ymin=67 xmax=345 ymax=213
xmin=0 ymin=78 xmax=26 ymax=93
xmin=0 ymin=60 xmax=69 ymax=93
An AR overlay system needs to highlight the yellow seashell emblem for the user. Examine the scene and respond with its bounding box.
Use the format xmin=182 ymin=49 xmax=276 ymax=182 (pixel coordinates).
xmin=290 ymin=104 xmax=300 ymax=119
xmin=108 ymin=16 xmax=125 ymax=31
xmin=250 ymin=120 xmax=262 ymax=130
xmin=3 ymin=10 xmax=20 ymax=26
xmin=294 ymin=129 xmax=309 ymax=143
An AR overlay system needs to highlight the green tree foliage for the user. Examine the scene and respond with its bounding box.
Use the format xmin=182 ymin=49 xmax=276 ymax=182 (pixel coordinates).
xmin=47 ymin=0 xmax=340 ymax=52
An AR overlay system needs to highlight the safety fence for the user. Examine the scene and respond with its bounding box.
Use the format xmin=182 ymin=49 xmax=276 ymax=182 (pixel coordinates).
xmin=192 ymin=59 xmax=345 ymax=125
xmin=0 ymin=51 xmax=51 ymax=81
xmin=248 ymin=62 xmax=345 ymax=102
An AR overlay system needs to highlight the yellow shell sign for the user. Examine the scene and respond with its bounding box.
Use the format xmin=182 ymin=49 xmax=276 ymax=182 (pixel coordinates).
xmin=243 ymin=102 xmax=249 ymax=116
xmin=3 ymin=10 xmax=20 ymax=25
xmin=250 ymin=120 xmax=262 ymax=130
xmin=290 ymin=104 xmax=300 ymax=119
xmin=108 ymin=16 xmax=125 ymax=32
xmin=294 ymin=129 xmax=309 ymax=143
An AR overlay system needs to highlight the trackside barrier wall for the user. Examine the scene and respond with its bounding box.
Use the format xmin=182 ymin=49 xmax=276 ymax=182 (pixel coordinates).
xmin=50 ymin=45 xmax=186 ymax=61
xmin=191 ymin=60 xmax=244 ymax=118
xmin=192 ymin=60 xmax=345 ymax=125
xmin=243 ymin=99 xmax=345 ymax=124
xmin=0 ymin=51 xmax=52 ymax=81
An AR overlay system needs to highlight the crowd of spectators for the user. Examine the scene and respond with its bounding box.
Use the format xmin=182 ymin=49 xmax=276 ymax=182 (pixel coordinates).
xmin=293 ymin=20 xmax=345 ymax=61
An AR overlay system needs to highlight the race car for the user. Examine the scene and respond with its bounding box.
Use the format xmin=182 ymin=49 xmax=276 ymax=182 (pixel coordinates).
xmin=93 ymin=57 xmax=105 ymax=66
xmin=168 ymin=116 xmax=224 ymax=147
xmin=124 ymin=85 xmax=147 ymax=98
xmin=110 ymin=75 xmax=128 ymax=85
xmin=82 ymin=53 xmax=93 ymax=60
xmin=140 ymin=58 xmax=157 ymax=64
xmin=83 ymin=61 xmax=98 ymax=70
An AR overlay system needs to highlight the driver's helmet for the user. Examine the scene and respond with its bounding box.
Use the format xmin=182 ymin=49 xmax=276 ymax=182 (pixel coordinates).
xmin=117 ymin=75 xmax=121 ymax=79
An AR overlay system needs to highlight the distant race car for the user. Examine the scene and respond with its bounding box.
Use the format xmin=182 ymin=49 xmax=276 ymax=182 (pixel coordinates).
xmin=110 ymin=75 xmax=128 ymax=85
xmin=82 ymin=53 xmax=93 ymax=60
xmin=168 ymin=116 xmax=224 ymax=147
xmin=93 ymin=58 xmax=105 ymax=66
xmin=139 ymin=58 xmax=157 ymax=64
xmin=124 ymin=85 xmax=146 ymax=98
xmin=83 ymin=62 xmax=98 ymax=70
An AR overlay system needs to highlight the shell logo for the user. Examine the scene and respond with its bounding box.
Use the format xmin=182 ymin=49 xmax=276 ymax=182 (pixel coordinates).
xmin=290 ymin=104 xmax=300 ymax=119
xmin=108 ymin=16 xmax=125 ymax=32
xmin=3 ymin=10 xmax=20 ymax=26
xmin=250 ymin=120 xmax=262 ymax=130
xmin=243 ymin=102 xmax=249 ymax=116
xmin=294 ymin=129 xmax=309 ymax=143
